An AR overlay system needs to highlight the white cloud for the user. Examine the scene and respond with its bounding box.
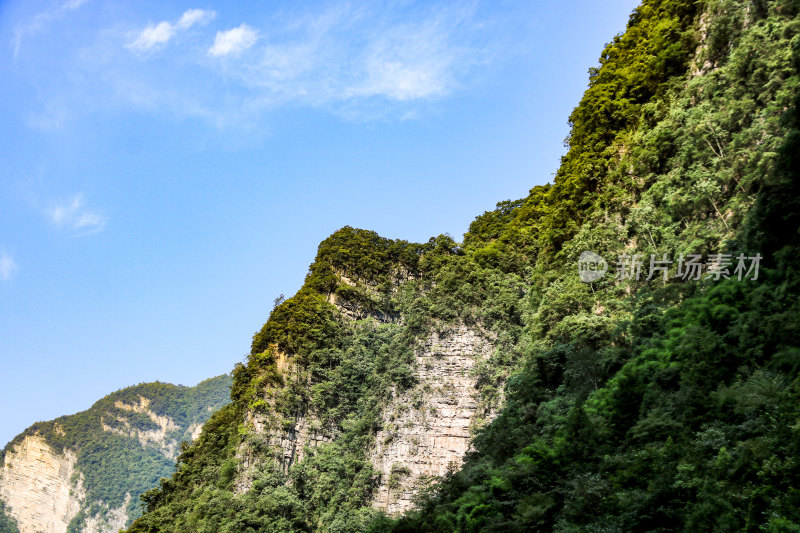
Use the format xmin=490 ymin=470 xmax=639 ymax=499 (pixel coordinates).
xmin=0 ymin=252 xmax=17 ymax=282
xmin=347 ymin=25 xmax=456 ymax=101
xmin=129 ymin=21 xmax=175 ymax=51
xmin=235 ymin=3 xmax=488 ymax=109
xmin=178 ymin=9 xmax=216 ymax=30
xmin=28 ymin=2 xmax=505 ymax=128
xmin=209 ymin=25 xmax=258 ymax=57
xmin=48 ymin=194 xmax=106 ymax=235
xmin=128 ymin=9 xmax=216 ymax=51
xmin=49 ymin=195 xmax=81 ymax=225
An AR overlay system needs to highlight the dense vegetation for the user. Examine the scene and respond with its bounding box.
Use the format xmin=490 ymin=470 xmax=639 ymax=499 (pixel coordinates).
xmin=0 ymin=375 xmax=231 ymax=531
xmin=0 ymin=500 xmax=19 ymax=533
xmin=127 ymin=0 xmax=800 ymax=531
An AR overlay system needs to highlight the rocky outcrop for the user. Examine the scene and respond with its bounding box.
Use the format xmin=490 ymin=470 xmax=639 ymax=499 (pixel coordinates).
xmin=370 ymin=325 xmax=495 ymax=514
xmin=236 ymin=406 xmax=334 ymax=493
xmin=0 ymin=376 xmax=231 ymax=533
xmin=0 ymin=435 xmax=83 ymax=533
xmin=268 ymin=414 xmax=334 ymax=471
xmin=102 ymin=396 xmax=181 ymax=459
xmin=327 ymin=268 xmax=414 ymax=323
xmin=188 ymin=422 xmax=203 ymax=442
xmin=0 ymin=436 xmax=136 ymax=533
xmin=235 ymin=267 xmax=500 ymax=512
xmin=82 ymin=494 xmax=130 ymax=533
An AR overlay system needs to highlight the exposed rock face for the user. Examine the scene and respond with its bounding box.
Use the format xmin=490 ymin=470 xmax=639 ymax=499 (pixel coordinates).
xmin=269 ymin=416 xmax=331 ymax=469
xmin=236 ymin=270 xmax=499 ymax=512
xmin=188 ymin=422 xmax=203 ymax=442
xmin=234 ymin=347 xmax=334 ymax=490
xmin=82 ymin=494 xmax=131 ymax=533
xmin=327 ymin=268 xmax=414 ymax=323
xmin=102 ymin=396 xmax=181 ymax=459
xmin=268 ymin=414 xmax=333 ymax=471
xmin=82 ymin=494 xmax=130 ymax=533
xmin=236 ymin=405 xmax=334 ymax=493
xmin=0 ymin=376 xmax=231 ymax=533
xmin=370 ymin=325 xmax=494 ymax=514
xmin=0 ymin=435 xmax=83 ymax=533
xmin=0 ymin=436 xmax=136 ymax=533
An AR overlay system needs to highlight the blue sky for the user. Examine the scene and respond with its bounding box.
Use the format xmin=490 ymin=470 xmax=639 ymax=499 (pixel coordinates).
xmin=0 ymin=0 xmax=640 ymax=447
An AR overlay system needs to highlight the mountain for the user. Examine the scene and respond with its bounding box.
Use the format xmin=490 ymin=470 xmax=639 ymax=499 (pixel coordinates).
xmin=0 ymin=375 xmax=232 ymax=533
xmin=112 ymin=0 xmax=800 ymax=530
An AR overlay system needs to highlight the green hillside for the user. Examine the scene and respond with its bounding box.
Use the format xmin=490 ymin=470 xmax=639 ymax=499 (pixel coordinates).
xmin=0 ymin=374 xmax=232 ymax=532
xmin=126 ymin=0 xmax=800 ymax=531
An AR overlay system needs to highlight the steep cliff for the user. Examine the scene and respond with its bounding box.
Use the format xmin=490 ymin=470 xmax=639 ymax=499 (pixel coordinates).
xmin=0 ymin=436 xmax=82 ymax=533
xmin=369 ymin=326 xmax=495 ymax=514
xmin=126 ymin=0 xmax=800 ymax=531
xmin=0 ymin=375 xmax=232 ymax=533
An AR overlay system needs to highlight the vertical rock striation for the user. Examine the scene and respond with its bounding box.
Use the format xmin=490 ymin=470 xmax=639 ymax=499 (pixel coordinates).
xmin=0 ymin=435 xmax=83 ymax=533
xmin=370 ymin=325 xmax=494 ymax=514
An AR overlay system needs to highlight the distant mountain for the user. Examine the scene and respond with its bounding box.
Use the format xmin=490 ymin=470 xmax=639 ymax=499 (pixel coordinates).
xmin=0 ymin=374 xmax=232 ymax=533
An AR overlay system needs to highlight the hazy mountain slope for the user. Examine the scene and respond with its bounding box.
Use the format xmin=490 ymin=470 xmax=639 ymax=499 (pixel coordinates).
xmin=0 ymin=375 xmax=232 ymax=533
xmin=126 ymin=0 xmax=800 ymax=531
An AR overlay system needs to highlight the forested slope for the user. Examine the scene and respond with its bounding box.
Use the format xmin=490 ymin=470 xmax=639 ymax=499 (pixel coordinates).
xmin=127 ymin=0 xmax=800 ymax=531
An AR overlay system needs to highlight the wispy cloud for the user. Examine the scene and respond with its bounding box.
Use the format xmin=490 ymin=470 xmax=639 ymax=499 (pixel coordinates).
xmin=179 ymin=9 xmax=216 ymax=30
xmin=129 ymin=22 xmax=175 ymax=51
xmin=0 ymin=252 xmax=17 ymax=282
xmin=48 ymin=194 xmax=106 ymax=235
xmin=346 ymin=20 xmax=460 ymax=101
xmin=12 ymin=0 xmax=91 ymax=58
xmin=27 ymin=2 xmax=508 ymax=128
xmin=128 ymin=8 xmax=216 ymax=51
xmin=208 ymin=25 xmax=258 ymax=57
xmin=201 ymin=2 xmax=493 ymax=116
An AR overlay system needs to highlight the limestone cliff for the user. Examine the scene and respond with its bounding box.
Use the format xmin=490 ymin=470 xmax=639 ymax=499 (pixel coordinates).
xmin=236 ymin=324 xmax=499 ymax=516
xmin=102 ymin=397 xmax=181 ymax=460
xmin=370 ymin=325 xmax=495 ymax=514
xmin=124 ymin=228 xmax=520 ymax=531
xmin=0 ymin=435 xmax=83 ymax=533
xmin=0 ymin=375 xmax=232 ymax=532
xmin=233 ymin=243 xmax=503 ymax=514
